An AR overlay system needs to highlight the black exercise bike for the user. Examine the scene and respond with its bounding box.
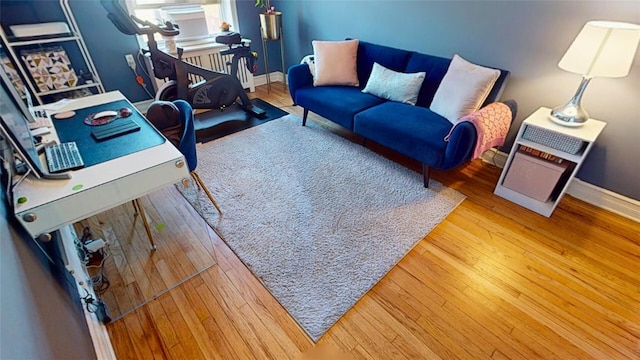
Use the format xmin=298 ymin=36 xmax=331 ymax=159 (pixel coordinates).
xmin=100 ymin=0 xmax=265 ymax=117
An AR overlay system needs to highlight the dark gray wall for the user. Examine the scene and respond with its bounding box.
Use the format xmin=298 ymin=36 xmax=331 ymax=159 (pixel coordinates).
xmin=0 ymin=193 xmax=97 ymax=359
xmin=70 ymin=0 xmax=154 ymax=103
xmin=277 ymin=0 xmax=640 ymax=200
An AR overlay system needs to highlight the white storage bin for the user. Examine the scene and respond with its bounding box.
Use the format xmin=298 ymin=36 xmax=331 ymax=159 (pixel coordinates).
xmin=10 ymin=22 xmax=70 ymax=37
xmin=502 ymin=152 xmax=570 ymax=202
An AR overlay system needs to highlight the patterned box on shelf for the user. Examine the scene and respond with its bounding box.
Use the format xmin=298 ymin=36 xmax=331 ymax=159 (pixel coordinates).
xmin=522 ymin=125 xmax=585 ymax=154
xmin=20 ymin=46 xmax=78 ymax=92
xmin=1 ymin=53 xmax=26 ymax=97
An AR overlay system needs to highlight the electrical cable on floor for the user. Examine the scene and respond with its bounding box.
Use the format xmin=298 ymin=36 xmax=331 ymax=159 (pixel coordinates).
xmin=69 ymin=226 xmax=112 ymax=323
xmin=488 ymin=148 xmax=499 ymax=167
xmin=77 ymin=227 xmax=111 ymax=294
xmin=86 ymin=249 xmax=111 ymax=294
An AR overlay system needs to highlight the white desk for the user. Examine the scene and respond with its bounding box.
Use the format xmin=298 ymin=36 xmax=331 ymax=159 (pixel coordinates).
xmin=8 ymin=91 xmax=190 ymax=359
xmin=12 ymin=91 xmax=190 ymax=238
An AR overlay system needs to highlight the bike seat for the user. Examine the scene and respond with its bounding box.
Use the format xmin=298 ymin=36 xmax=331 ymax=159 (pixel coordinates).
xmin=216 ymin=32 xmax=242 ymax=45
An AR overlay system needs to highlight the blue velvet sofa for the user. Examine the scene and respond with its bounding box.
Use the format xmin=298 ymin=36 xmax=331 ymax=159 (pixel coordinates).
xmin=287 ymin=40 xmax=512 ymax=187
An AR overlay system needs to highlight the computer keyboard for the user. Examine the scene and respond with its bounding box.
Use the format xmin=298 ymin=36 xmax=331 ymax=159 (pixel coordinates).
xmin=44 ymin=142 xmax=85 ymax=173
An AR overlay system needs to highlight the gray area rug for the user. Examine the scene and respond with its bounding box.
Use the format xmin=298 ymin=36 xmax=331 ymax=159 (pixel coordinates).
xmin=177 ymin=114 xmax=465 ymax=341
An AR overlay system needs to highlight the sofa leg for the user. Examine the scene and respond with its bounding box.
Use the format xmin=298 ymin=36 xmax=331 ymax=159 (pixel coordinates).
xmin=361 ymin=138 xmax=367 ymax=147
xmin=302 ymin=109 xmax=309 ymax=126
xmin=422 ymin=164 xmax=430 ymax=188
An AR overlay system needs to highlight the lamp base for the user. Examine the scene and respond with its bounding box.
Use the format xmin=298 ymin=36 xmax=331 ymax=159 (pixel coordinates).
xmin=549 ymin=103 xmax=588 ymax=127
xmin=548 ymin=115 xmax=585 ymax=127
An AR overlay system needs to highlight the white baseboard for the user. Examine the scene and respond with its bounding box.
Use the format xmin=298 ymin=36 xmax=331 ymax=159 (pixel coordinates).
xmin=482 ymin=149 xmax=639 ymax=222
xmin=566 ymin=178 xmax=640 ymax=222
xmin=254 ymin=71 xmax=286 ymax=86
xmin=58 ymin=225 xmax=116 ymax=359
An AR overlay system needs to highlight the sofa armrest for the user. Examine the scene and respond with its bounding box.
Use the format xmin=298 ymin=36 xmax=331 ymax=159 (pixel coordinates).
xmin=441 ymin=121 xmax=477 ymax=170
xmin=441 ymin=100 xmax=517 ymax=169
xmin=287 ymin=64 xmax=314 ymax=105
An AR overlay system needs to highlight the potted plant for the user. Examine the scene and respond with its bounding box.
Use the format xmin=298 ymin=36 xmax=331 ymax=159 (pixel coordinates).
xmin=255 ymin=0 xmax=282 ymax=40
xmin=219 ymin=21 xmax=232 ymax=32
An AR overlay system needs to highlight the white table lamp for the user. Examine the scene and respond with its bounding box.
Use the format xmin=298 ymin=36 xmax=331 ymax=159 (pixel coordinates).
xmin=551 ymin=21 xmax=640 ymax=127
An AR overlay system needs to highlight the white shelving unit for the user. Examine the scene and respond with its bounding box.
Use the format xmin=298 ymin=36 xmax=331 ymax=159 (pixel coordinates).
xmin=494 ymin=107 xmax=606 ymax=217
xmin=0 ymin=0 xmax=104 ymax=104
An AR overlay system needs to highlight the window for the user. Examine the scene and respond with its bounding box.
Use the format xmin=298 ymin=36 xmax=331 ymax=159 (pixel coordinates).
xmin=125 ymin=0 xmax=239 ymax=43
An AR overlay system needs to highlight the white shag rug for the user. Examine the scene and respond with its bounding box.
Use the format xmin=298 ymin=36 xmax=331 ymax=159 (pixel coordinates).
xmin=177 ymin=114 xmax=465 ymax=341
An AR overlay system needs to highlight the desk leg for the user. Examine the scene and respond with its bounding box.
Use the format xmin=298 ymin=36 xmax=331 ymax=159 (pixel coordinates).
xmin=132 ymin=199 xmax=156 ymax=250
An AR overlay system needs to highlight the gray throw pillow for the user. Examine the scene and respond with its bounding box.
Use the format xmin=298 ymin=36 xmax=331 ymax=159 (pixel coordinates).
xmin=362 ymin=62 xmax=426 ymax=105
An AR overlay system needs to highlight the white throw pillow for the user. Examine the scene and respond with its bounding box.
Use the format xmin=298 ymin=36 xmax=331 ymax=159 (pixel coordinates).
xmin=312 ymin=39 xmax=359 ymax=87
xmin=430 ymin=54 xmax=501 ymax=123
xmin=300 ymin=54 xmax=316 ymax=77
xmin=362 ymin=62 xmax=426 ymax=105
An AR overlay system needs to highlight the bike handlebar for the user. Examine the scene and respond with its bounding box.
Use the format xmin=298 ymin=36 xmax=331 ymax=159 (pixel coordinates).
xmin=131 ymin=14 xmax=180 ymax=37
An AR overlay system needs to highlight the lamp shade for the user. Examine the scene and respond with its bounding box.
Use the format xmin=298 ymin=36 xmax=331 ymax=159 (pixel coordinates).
xmin=558 ymin=21 xmax=640 ymax=78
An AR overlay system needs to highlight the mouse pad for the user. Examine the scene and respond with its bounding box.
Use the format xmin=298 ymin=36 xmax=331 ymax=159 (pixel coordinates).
xmin=54 ymin=99 xmax=165 ymax=167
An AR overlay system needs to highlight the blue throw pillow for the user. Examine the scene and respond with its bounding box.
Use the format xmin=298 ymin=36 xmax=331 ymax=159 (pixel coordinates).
xmin=362 ymin=62 xmax=426 ymax=105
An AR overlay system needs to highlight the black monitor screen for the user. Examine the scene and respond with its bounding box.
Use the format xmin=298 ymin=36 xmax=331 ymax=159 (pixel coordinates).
xmin=0 ymin=67 xmax=45 ymax=179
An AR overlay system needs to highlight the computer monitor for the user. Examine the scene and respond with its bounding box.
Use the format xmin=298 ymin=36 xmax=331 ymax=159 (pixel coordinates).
xmin=0 ymin=67 xmax=47 ymax=179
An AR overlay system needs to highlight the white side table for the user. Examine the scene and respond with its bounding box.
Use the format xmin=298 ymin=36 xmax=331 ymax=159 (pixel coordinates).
xmin=494 ymin=107 xmax=606 ymax=217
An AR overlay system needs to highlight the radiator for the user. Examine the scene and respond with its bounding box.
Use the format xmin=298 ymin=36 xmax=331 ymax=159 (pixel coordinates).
xmin=147 ymin=43 xmax=256 ymax=94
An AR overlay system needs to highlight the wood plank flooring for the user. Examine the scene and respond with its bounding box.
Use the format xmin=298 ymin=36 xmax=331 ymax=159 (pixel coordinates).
xmin=106 ymin=84 xmax=640 ymax=359
xmin=74 ymin=181 xmax=218 ymax=320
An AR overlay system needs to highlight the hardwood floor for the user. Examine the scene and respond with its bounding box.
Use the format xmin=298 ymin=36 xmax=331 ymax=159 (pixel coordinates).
xmin=74 ymin=182 xmax=218 ymax=320
xmin=106 ymin=84 xmax=640 ymax=359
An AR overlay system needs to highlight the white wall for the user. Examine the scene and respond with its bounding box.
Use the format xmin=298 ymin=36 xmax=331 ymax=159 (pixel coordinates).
xmin=0 ymin=199 xmax=96 ymax=359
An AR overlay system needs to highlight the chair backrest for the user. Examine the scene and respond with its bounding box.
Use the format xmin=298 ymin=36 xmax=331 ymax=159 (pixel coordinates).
xmin=172 ymin=100 xmax=198 ymax=172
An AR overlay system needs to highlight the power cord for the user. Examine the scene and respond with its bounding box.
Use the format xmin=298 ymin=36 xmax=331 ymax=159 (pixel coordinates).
xmin=74 ymin=226 xmax=112 ymax=323
xmin=127 ymin=52 xmax=155 ymax=99
xmin=80 ymin=288 xmax=111 ymax=324
xmin=75 ymin=227 xmax=111 ymax=293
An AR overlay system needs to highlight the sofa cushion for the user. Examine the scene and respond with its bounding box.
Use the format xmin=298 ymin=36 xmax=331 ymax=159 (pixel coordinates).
xmin=430 ymin=54 xmax=501 ymax=123
xmin=312 ymin=39 xmax=359 ymax=87
xmin=295 ymin=86 xmax=385 ymax=129
xmin=355 ymin=40 xmax=413 ymax=89
xmin=404 ymin=52 xmax=451 ymax=108
xmin=362 ymin=62 xmax=426 ymax=105
xmin=353 ymin=102 xmax=454 ymax=167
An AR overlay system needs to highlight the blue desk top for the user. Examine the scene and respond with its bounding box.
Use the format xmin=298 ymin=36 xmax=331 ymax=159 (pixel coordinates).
xmin=54 ymin=99 xmax=165 ymax=167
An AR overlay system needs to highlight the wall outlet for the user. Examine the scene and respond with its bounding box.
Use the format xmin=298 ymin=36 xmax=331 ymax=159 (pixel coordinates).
xmin=125 ymin=54 xmax=136 ymax=70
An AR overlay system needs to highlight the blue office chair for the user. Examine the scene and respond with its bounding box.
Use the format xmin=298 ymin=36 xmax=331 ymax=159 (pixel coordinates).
xmin=172 ymin=99 xmax=222 ymax=213
xmin=133 ymin=99 xmax=221 ymax=250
